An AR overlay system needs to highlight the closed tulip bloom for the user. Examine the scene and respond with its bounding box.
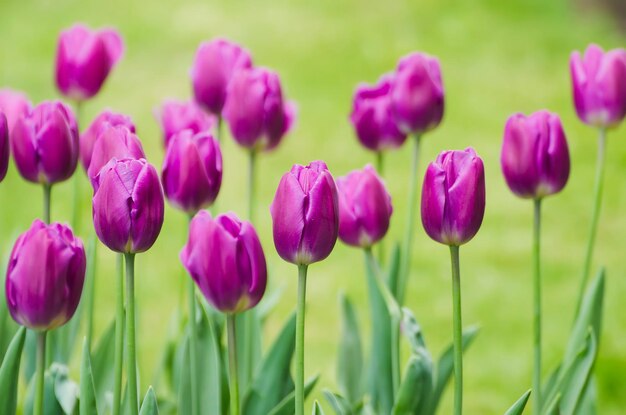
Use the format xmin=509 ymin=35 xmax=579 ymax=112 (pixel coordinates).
xmin=0 ymin=89 xmax=32 ymax=133
xmin=0 ymin=113 xmax=8 ymax=182
xmin=162 ymin=130 xmax=222 ymax=213
xmin=92 ymin=158 xmax=164 ymax=253
xmin=11 ymin=101 xmax=79 ymax=184
xmin=180 ymin=211 xmax=266 ymax=313
xmin=5 ymin=219 xmax=86 ymax=331
xmin=270 ymin=161 xmax=339 ymax=265
xmin=191 ymin=38 xmax=253 ymax=114
xmin=81 ymin=110 xmax=136 ymax=170
xmin=391 ymin=52 xmax=444 ymax=135
xmin=570 ymin=44 xmax=626 ymax=128
xmin=501 ymin=111 xmax=570 ymax=199
xmin=156 ymin=100 xmax=215 ymax=147
xmin=350 ymin=75 xmax=407 ymax=151
xmin=223 ymin=67 xmax=296 ymax=151
xmin=55 ymin=24 xmax=124 ymax=101
xmin=87 ymin=125 xmax=145 ymax=182
xmin=421 ymin=148 xmax=485 ymax=246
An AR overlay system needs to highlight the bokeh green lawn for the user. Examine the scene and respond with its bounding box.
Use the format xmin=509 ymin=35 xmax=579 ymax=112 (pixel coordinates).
xmin=1 ymin=0 xmax=626 ymax=413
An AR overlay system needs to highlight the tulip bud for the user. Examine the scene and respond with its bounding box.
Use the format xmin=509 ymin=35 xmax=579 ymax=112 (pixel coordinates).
xmin=87 ymin=125 xmax=145 ymax=182
xmin=11 ymin=101 xmax=79 ymax=184
xmin=390 ymin=52 xmax=444 ymax=135
xmin=337 ymin=165 xmax=393 ymax=248
xmin=0 ymin=113 xmax=8 ymax=182
xmin=81 ymin=110 xmax=136 ymax=171
xmin=0 ymin=89 xmax=32 ymax=134
xmin=223 ymin=67 xmax=296 ymax=151
xmin=570 ymin=44 xmax=626 ymax=129
xmin=156 ymin=100 xmax=215 ymax=147
xmin=191 ymin=38 xmax=253 ymax=114
xmin=350 ymin=74 xmax=407 ymax=151
xmin=421 ymin=148 xmax=485 ymax=246
xmin=270 ymin=161 xmax=339 ymax=265
xmin=180 ymin=211 xmax=266 ymax=313
xmin=55 ymin=24 xmax=124 ymax=101
xmin=92 ymin=158 xmax=164 ymax=253
xmin=162 ymin=130 xmax=222 ymax=214
xmin=5 ymin=219 xmax=86 ymax=331
xmin=501 ymin=111 xmax=570 ymax=199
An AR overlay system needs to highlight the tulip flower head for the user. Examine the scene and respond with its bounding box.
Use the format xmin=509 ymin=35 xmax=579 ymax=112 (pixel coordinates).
xmin=501 ymin=111 xmax=570 ymax=199
xmin=0 ymin=113 xmax=8 ymax=182
xmin=421 ymin=148 xmax=485 ymax=246
xmin=156 ymin=100 xmax=215 ymax=147
xmin=81 ymin=110 xmax=136 ymax=171
xmin=0 ymin=88 xmax=32 ymax=133
xmin=270 ymin=161 xmax=339 ymax=265
xmin=5 ymin=219 xmax=86 ymax=331
xmin=87 ymin=125 xmax=145 ymax=182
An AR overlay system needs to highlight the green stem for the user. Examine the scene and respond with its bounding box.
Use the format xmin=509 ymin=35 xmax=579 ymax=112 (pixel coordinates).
xmin=42 ymin=183 xmax=51 ymax=224
xmin=34 ymin=331 xmax=47 ymax=415
xmin=188 ymin=279 xmax=199 ymax=415
xmin=125 ymin=253 xmax=139 ymax=415
xmin=113 ymin=253 xmax=125 ymax=415
xmin=227 ymin=314 xmax=240 ymax=415
xmin=295 ymin=264 xmax=308 ymax=415
xmin=248 ymin=150 xmax=257 ymax=223
xmin=376 ymin=151 xmax=386 ymax=264
xmin=449 ymin=245 xmax=463 ymax=415
xmin=85 ymin=234 xmax=98 ymax=348
xmin=576 ymin=128 xmax=607 ymax=314
xmin=533 ymin=198 xmax=542 ymax=414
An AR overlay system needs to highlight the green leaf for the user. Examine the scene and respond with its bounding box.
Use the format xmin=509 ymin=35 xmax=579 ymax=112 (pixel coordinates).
xmin=312 ymin=400 xmax=326 ymax=415
xmin=337 ymin=294 xmax=363 ymax=404
xmin=392 ymin=350 xmax=433 ymax=415
xmin=322 ymin=390 xmax=353 ymax=415
xmin=0 ymin=326 xmax=26 ymax=415
xmin=236 ymin=308 xmax=262 ymax=395
xmin=267 ymin=374 xmax=320 ymax=415
xmin=575 ymin=378 xmax=596 ymax=415
xmin=401 ymin=308 xmax=428 ymax=351
xmin=91 ymin=319 xmax=116 ymax=415
xmin=386 ymin=243 xmax=402 ymax=299
xmin=24 ymin=363 xmax=78 ymax=415
xmin=503 ymin=389 xmax=531 ymax=415
xmin=139 ymin=386 xmax=160 ymax=415
xmin=80 ymin=338 xmax=98 ymax=415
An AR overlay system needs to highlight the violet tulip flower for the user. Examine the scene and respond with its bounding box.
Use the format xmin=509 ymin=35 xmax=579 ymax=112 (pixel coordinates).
xmin=156 ymin=100 xmax=215 ymax=147
xmin=337 ymin=165 xmax=393 ymax=248
xmin=162 ymin=130 xmax=222 ymax=214
xmin=0 ymin=88 xmax=32 ymax=133
xmin=55 ymin=24 xmax=124 ymax=101
xmin=81 ymin=110 xmax=136 ymax=171
xmin=421 ymin=148 xmax=485 ymax=246
xmin=270 ymin=161 xmax=339 ymax=265
xmin=92 ymin=158 xmax=164 ymax=254
xmin=87 ymin=125 xmax=145 ymax=182
xmin=0 ymin=113 xmax=8 ymax=182
xmin=191 ymin=38 xmax=253 ymax=114
xmin=501 ymin=111 xmax=570 ymax=199
xmin=570 ymin=44 xmax=626 ymax=128
xmin=5 ymin=219 xmax=86 ymax=330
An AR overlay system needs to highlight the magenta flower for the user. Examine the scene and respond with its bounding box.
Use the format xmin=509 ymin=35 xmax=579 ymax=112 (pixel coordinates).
xmin=81 ymin=110 xmax=136 ymax=171
xmin=0 ymin=113 xmax=8 ymax=182
xmin=87 ymin=125 xmax=145 ymax=182
xmin=0 ymin=89 xmax=32 ymax=134
xmin=156 ymin=100 xmax=215 ymax=147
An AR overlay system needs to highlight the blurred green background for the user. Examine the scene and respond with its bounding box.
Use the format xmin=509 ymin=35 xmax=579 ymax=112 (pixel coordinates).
xmin=1 ymin=0 xmax=625 ymax=413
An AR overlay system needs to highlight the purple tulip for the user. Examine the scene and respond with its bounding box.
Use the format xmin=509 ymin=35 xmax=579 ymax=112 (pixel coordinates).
xmin=223 ymin=67 xmax=296 ymax=151
xmin=156 ymin=100 xmax=215 ymax=147
xmin=0 ymin=113 xmax=8 ymax=182
xmin=55 ymin=24 xmax=124 ymax=101
xmin=81 ymin=110 xmax=136 ymax=171
xmin=390 ymin=52 xmax=444 ymax=135
xmin=350 ymin=74 xmax=407 ymax=151
xmin=191 ymin=38 xmax=253 ymax=114
xmin=87 ymin=125 xmax=145 ymax=182
xmin=570 ymin=44 xmax=626 ymax=128
xmin=92 ymin=158 xmax=164 ymax=253
xmin=180 ymin=211 xmax=266 ymax=313
xmin=337 ymin=165 xmax=393 ymax=248
xmin=501 ymin=111 xmax=570 ymax=199
xmin=162 ymin=130 xmax=222 ymax=214
xmin=270 ymin=161 xmax=339 ymax=265
xmin=421 ymin=148 xmax=485 ymax=246
xmin=11 ymin=101 xmax=79 ymax=184
xmin=5 ymin=219 xmax=86 ymax=331
xmin=0 ymin=89 xmax=32 ymax=134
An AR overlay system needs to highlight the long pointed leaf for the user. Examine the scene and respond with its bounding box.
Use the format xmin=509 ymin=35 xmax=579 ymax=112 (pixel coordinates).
xmin=92 ymin=319 xmax=116 ymax=415
xmin=337 ymin=294 xmax=363 ymax=404
xmin=267 ymin=374 xmax=320 ymax=415
xmin=312 ymin=400 xmax=326 ymax=415
xmin=503 ymin=389 xmax=531 ymax=415
xmin=0 ymin=326 xmax=26 ymax=415
xmin=80 ymin=338 xmax=98 ymax=415
xmin=323 ymin=390 xmax=353 ymax=415
xmin=392 ymin=350 xmax=433 ymax=415
xmin=140 ymin=386 xmax=160 ymax=415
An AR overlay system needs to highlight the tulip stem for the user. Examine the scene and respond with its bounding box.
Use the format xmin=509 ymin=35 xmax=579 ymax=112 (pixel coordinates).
xmin=376 ymin=151 xmax=386 ymax=264
xmin=34 ymin=330 xmax=47 ymax=415
xmin=576 ymin=128 xmax=607 ymax=315
xmin=248 ymin=149 xmax=257 ymax=223
xmin=227 ymin=314 xmax=240 ymax=415
xmin=188 ymin=279 xmax=199 ymax=415
xmin=124 ymin=253 xmax=139 ymax=415
xmin=113 ymin=253 xmax=125 ymax=415
xmin=84 ymin=234 xmax=98 ymax=348
xmin=42 ymin=183 xmax=52 ymax=224
xmin=295 ymin=264 xmax=308 ymax=415
xmin=449 ymin=245 xmax=463 ymax=415
xmin=532 ymin=198 xmax=542 ymax=414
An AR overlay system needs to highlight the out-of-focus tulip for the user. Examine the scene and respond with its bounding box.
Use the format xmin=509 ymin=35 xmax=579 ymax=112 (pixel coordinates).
xmin=0 ymin=89 xmax=32 ymax=133
xmin=501 ymin=111 xmax=570 ymax=199
xmin=223 ymin=67 xmax=295 ymax=151
xmin=87 ymin=125 xmax=145 ymax=182
xmin=5 ymin=219 xmax=86 ymax=331
xmin=390 ymin=52 xmax=444 ymax=135
xmin=81 ymin=110 xmax=136 ymax=171
xmin=350 ymin=75 xmax=407 ymax=151
xmin=421 ymin=148 xmax=485 ymax=246
xmin=191 ymin=38 xmax=253 ymax=114
xmin=270 ymin=161 xmax=338 ymax=265
xmin=337 ymin=165 xmax=392 ymax=248
xmin=92 ymin=158 xmax=164 ymax=254
xmin=0 ymin=113 xmax=8 ymax=182
xmin=11 ymin=101 xmax=79 ymax=184
xmin=162 ymin=130 xmax=222 ymax=214
xmin=156 ymin=100 xmax=215 ymax=147
xmin=55 ymin=24 xmax=124 ymax=101
xmin=180 ymin=211 xmax=266 ymax=313
xmin=570 ymin=44 xmax=626 ymax=129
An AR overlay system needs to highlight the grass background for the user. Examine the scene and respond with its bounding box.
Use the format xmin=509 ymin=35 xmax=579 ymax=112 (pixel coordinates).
xmin=1 ymin=0 xmax=626 ymax=413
